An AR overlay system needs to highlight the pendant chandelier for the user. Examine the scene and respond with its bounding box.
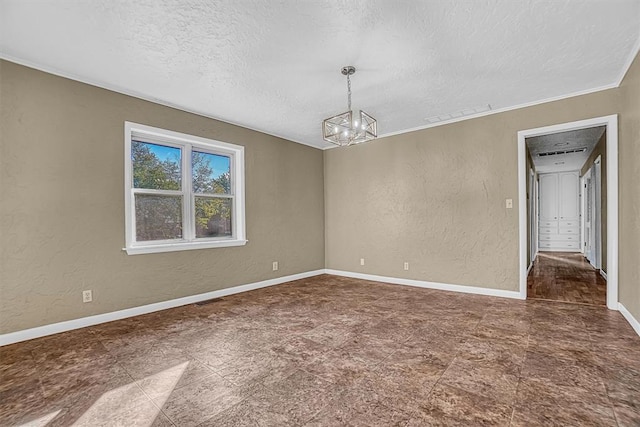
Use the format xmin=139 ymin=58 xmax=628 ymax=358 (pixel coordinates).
xmin=323 ymin=66 xmax=377 ymax=146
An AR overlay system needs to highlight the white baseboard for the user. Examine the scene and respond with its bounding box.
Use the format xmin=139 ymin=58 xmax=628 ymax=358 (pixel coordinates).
xmin=618 ymin=303 xmax=640 ymax=337
xmin=0 ymin=269 xmax=325 ymax=347
xmin=325 ymin=269 xmax=523 ymax=300
xmin=527 ymin=262 xmax=534 ymax=275
xmin=600 ymin=269 xmax=608 ymax=280
xmin=0 ymin=267 xmax=558 ymax=346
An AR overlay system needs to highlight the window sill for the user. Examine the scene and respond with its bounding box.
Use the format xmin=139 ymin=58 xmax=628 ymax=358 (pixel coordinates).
xmin=123 ymin=239 xmax=247 ymax=255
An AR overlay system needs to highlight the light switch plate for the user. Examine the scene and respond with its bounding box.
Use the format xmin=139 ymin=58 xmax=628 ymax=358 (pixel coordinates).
xmin=506 ymin=199 xmax=513 ymax=209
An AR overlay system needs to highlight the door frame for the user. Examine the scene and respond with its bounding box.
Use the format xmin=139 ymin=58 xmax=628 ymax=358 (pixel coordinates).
xmin=528 ymin=167 xmax=536 ymax=266
xmin=580 ymin=173 xmax=585 ymax=254
xmin=584 ymin=167 xmax=595 ymax=264
xmin=584 ymin=156 xmax=603 ymax=269
xmin=517 ymin=115 xmax=618 ymax=310
xmin=594 ymin=156 xmax=602 ymax=270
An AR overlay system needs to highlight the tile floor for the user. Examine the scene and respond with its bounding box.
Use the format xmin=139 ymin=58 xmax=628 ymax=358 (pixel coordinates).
xmin=1 ymin=274 xmax=639 ymax=426
xmin=527 ymin=252 xmax=607 ymax=306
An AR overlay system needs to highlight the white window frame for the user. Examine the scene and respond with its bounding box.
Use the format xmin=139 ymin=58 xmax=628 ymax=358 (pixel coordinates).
xmin=124 ymin=122 xmax=246 ymax=255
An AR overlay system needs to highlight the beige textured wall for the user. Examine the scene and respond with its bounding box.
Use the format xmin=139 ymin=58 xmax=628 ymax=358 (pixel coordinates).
xmin=580 ymin=132 xmax=607 ymax=273
xmin=0 ymin=61 xmax=325 ymax=334
xmin=618 ymin=52 xmax=640 ymax=321
xmin=325 ymin=85 xmax=623 ymax=291
xmin=2 ymin=52 xmax=639 ymax=335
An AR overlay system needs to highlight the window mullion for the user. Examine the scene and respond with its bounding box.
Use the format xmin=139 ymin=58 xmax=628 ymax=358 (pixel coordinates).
xmin=132 ymin=188 xmax=184 ymax=196
xmin=191 ymin=193 xmax=234 ymax=199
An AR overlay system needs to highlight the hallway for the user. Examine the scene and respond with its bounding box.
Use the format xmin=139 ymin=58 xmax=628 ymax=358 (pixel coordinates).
xmin=527 ymin=252 xmax=607 ymax=306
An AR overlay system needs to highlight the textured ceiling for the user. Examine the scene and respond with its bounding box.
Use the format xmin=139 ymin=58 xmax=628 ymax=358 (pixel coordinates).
xmin=1 ymin=1 xmax=639 ymax=149
xmin=526 ymin=126 xmax=606 ymax=173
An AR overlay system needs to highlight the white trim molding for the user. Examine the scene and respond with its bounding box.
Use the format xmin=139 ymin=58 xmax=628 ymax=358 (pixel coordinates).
xmin=517 ymin=115 xmax=619 ymax=309
xmin=615 ymin=35 xmax=640 ymax=87
xmin=325 ymin=269 xmax=523 ymax=300
xmin=6 ymin=266 xmax=633 ymax=347
xmin=618 ymin=303 xmax=640 ymax=337
xmin=0 ymin=270 xmax=325 ymax=346
xmin=375 ymin=83 xmax=619 ymax=143
xmin=600 ymin=269 xmax=608 ymax=280
xmin=1 ymin=53 xmax=634 ymax=152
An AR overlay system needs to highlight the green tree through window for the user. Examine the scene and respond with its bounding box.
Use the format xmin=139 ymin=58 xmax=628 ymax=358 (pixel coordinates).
xmin=192 ymin=151 xmax=232 ymax=237
xmin=132 ymin=141 xmax=181 ymax=190
xmin=132 ymin=141 xmax=182 ymax=241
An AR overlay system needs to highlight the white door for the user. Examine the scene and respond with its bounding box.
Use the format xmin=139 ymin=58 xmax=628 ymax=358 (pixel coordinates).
xmin=539 ymin=174 xmax=558 ymax=221
xmin=585 ymin=169 xmax=594 ymax=263
xmin=594 ymin=158 xmax=602 ymax=269
xmin=559 ymin=172 xmax=580 ymax=221
xmin=529 ymin=169 xmax=536 ymax=262
xmin=580 ymin=175 xmax=585 ymax=254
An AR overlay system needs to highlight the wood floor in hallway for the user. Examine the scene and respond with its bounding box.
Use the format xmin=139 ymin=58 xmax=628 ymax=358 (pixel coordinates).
xmin=527 ymin=252 xmax=607 ymax=306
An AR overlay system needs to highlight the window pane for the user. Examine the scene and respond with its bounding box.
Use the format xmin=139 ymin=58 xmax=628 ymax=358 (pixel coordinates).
xmin=135 ymin=195 xmax=183 ymax=241
xmin=132 ymin=141 xmax=181 ymax=190
xmin=192 ymin=151 xmax=231 ymax=194
xmin=194 ymin=197 xmax=232 ymax=238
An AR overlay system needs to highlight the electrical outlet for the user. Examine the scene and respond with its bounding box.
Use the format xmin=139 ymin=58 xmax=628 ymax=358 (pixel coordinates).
xmin=82 ymin=290 xmax=92 ymax=303
xmin=404 ymin=262 xmax=409 ymax=271
xmin=505 ymin=199 xmax=513 ymax=209
xmin=272 ymin=261 xmax=278 ymax=271
xmin=360 ymin=258 xmax=365 ymax=266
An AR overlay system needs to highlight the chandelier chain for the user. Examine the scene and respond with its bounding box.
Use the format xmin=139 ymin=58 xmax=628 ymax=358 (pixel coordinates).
xmin=347 ymin=74 xmax=352 ymax=111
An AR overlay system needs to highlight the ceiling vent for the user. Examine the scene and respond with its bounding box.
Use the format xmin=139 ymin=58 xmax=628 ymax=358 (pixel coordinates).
xmin=424 ymin=104 xmax=492 ymax=124
xmin=538 ymin=147 xmax=587 ymax=157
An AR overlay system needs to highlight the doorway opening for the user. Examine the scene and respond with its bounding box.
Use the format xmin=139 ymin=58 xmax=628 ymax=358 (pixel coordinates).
xmin=517 ymin=115 xmax=619 ymax=310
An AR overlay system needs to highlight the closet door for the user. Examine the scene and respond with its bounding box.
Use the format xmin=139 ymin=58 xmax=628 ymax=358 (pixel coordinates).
xmin=539 ymin=174 xmax=558 ymax=222
xmin=538 ymin=171 xmax=581 ymax=252
xmin=558 ymin=172 xmax=579 ymax=221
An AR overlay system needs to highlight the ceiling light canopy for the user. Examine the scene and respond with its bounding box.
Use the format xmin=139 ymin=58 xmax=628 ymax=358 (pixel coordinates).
xmin=323 ymin=66 xmax=377 ymax=146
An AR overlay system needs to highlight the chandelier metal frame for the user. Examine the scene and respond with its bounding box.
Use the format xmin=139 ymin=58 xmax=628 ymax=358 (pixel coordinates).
xmin=322 ymin=66 xmax=377 ymax=146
